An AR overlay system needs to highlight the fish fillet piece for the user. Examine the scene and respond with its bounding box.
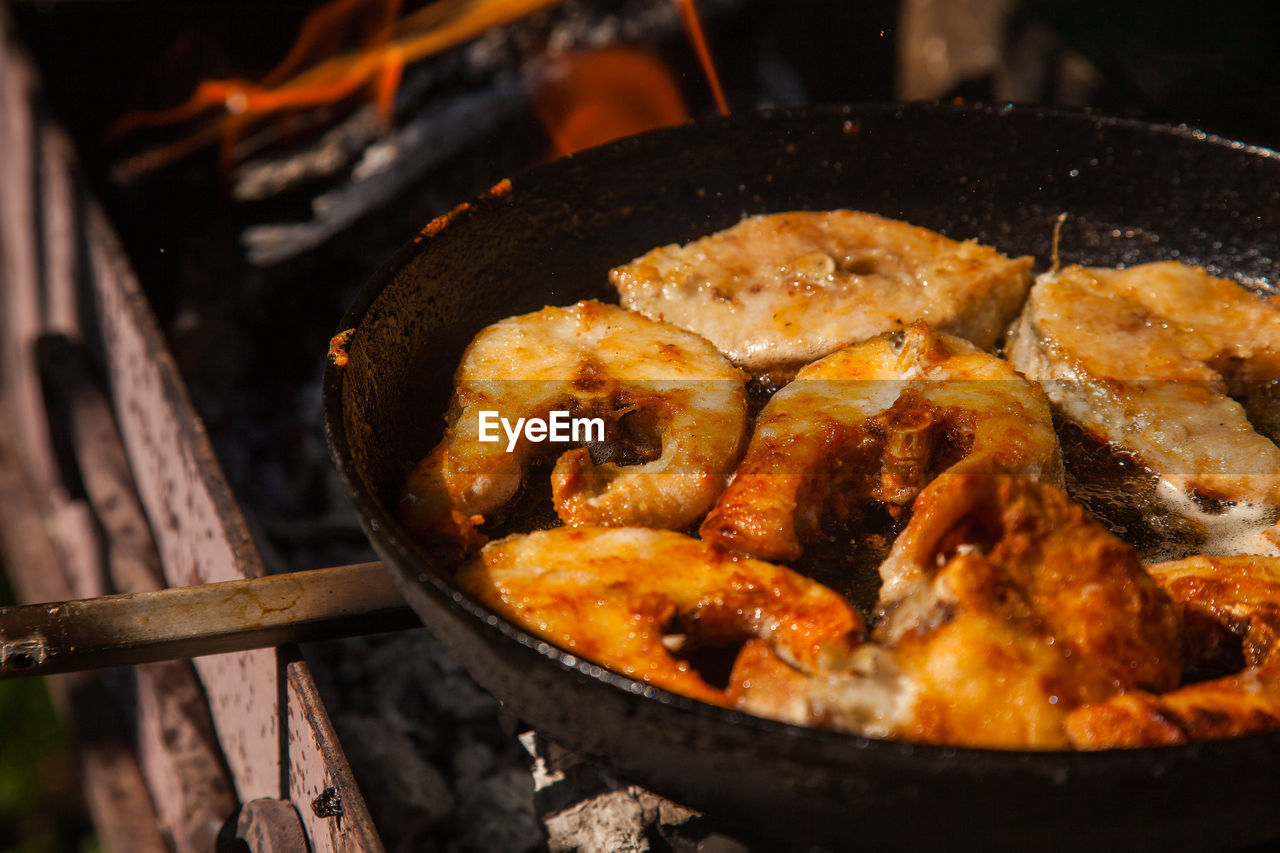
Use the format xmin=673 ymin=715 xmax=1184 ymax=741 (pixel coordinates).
xmin=1148 ymin=555 xmax=1280 ymax=667
xmin=1067 ymin=555 xmax=1280 ymax=747
xmin=731 ymin=477 xmax=1182 ymax=748
xmin=610 ymin=210 xmax=1033 ymax=372
xmin=457 ymin=527 xmax=862 ymax=705
xmin=1008 ymin=261 xmax=1280 ymax=509
xmin=400 ymin=300 xmax=747 ymax=550
xmin=701 ymin=324 xmax=1062 ymax=565
xmin=1064 ymin=670 xmax=1280 ymax=747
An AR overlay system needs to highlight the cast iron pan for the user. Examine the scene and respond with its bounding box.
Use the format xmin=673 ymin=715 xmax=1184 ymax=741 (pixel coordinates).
xmin=324 ymin=103 xmax=1280 ymax=851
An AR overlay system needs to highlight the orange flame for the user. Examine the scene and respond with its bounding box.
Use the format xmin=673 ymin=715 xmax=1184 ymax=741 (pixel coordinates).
xmin=532 ymin=47 xmax=690 ymax=157
xmin=260 ymin=0 xmax=402 ymax=90
xmin=531 ymin=0 xmax=733 ymax=157
xmin=110 ymin=0 xmax=563 ymax=172
xmin=674 ymin=0 xmax=729 ymax=117
xmin=110 ymin=0 xmax=731 ymax=176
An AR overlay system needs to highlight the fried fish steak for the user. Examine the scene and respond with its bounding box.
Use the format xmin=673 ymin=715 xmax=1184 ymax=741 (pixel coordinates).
xmin=701 ymin=324 xmax=1062 ymax=565
xmin=731 ymin=477 xmax=1182 ymax=749
xmin=457 ymin=526 xmax=862 ymax=706
xmin=400 ymin=300 xmax=747 ymax=552
xmin=1067 ymin=555 xmax=1280 ymax=748
xmin=610 ymin=210 xmax=1033 ymax=372
xmin=1008 ymin=261 xmax=1280 ymax=509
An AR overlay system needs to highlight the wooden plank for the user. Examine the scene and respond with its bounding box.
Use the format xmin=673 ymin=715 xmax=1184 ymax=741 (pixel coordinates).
xmin=0 ymin=10 xmax=385 ymax=849
xmin=66 ymin=675 xmax=174 ymax=853
xmin=39 ymin=107 xmax=79 ymax=336
xmin=0 ymin=8 xmax=104 ymax=604
xmin=287 ymin=660 xmax=386 ymax=852
xmin=39 ymin=335 xmax=238 ymax=852
xmin=134 ymin=661 xmax=237 ymax=852
xmin=85 ymin=170 xmax=283 ymax=801
xmin=0 ymin=6 xmax=48 ymax=489
xmin=0 ymin=415 xmax=169 ymax=853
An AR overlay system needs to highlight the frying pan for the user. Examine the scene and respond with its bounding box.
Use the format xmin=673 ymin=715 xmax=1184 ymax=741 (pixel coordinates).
xmin=323 ymin=103 xmax=1280 ymax=851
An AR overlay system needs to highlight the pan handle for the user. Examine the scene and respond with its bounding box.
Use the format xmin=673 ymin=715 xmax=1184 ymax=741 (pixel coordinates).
xmin=0 ymin=561 xmax=418 ymax=678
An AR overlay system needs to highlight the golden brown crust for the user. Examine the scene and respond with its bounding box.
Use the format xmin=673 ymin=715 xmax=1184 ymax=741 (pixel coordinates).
xmin=612 ymin=210 xmax=1033 ymax=370
xmin=1067 ymin=671 xmax=1280 ymax=748
xmin=1067 ymin=555 xmax=1280 ymax=748
xmin=721 ymin=477 xmax=1182 ymax=748
xmin=326 ymin=328 xmax=355 ymax=368
xmin=1147 ymin=555 xmax=1280 ymax=666
xmin=885 ymin=475 xmax=1183 ymax=693
xmin=400 ymin=300 xmax=748 ymax=549
xmin=878 ymin=477 xmax=1182 ymax=747
xmin=701 ymin=325 xmax=1062 ymax=563
xmin=1009 ymin=262 xmax=1280 ymax=507
xmin=457 ymin=527 xmax=862 ymax=705
xmin=403 ymin=217 xmax=1280 ymax=751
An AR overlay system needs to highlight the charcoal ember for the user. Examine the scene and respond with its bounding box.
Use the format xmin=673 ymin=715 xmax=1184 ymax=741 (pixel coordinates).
xmin=333 ymin=714 xmax=456 ymax=845
xmin=522 ymin=732 xmax=754 ymax=853
xmin=452 ymin=735 xmax=499 ymax=788
xmin=369 ymin=631 xmax=503 ymax=727
xmin=544 ymin=788 xmax=668 ymax=853
xmin=305 ymin=630 xmax=540 ymax=851
xmin=306 ymin=632 xmax=503 ymax=732
xmin=455 ymin=764 xmax=541 ymax=853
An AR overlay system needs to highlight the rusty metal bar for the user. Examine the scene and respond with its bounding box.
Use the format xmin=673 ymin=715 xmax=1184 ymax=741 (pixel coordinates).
xmin=0 ymin=562 xmax=418 ymax=678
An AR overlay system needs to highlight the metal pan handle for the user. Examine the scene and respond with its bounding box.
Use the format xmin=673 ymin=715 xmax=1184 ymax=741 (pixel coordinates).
xmin=0 ymin=561 xmax=417 ymax=678
xmin=0 ymin=333 xmax=417 ymax=679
